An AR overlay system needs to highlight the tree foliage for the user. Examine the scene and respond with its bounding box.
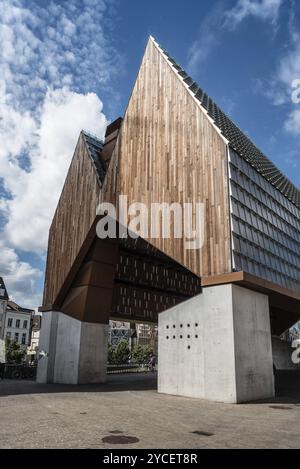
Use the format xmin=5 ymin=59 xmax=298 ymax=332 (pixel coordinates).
xmin=108 ymin=340 xmax=130 ymax=364
xmin=5 ymin=337 xmax=26 ymax=364
xmin=131 ymin=344 xmax=152 ymax=364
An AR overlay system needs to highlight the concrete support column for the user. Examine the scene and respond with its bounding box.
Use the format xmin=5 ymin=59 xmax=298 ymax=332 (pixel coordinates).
xmin=158 ymin=284 xmax=275 ymax=403
xmin=37 ymin=311 xmax=108 ymax=384
xmin=37 ymin=238 xmax=118 ymax=384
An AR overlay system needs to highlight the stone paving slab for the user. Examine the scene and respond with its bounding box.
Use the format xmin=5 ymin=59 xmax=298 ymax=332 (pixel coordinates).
xmin=0 ymin=372 xmax=300 ymax=449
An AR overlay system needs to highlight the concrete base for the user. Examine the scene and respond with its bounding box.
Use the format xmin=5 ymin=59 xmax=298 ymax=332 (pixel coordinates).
xmin=37 ymin=311 xmax=108 ymax=384
xmin=158 ymin=284 xmax=275 ymax=403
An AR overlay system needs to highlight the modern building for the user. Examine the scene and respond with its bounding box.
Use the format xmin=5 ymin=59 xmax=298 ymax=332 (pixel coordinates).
xmin=37 ymin=37 xmax=300 ymax=403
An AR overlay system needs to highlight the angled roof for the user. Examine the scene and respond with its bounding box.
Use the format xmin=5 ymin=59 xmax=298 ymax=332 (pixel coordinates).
xmin=82 ymin=131 xmax=106 ymax=183
xmin=7 ymin=300 xmax=33 ymax=313
xmin=152 ymin=38 xmax=300 ymax=209
xmin=0 ymin=277 xmax=8 ymax=300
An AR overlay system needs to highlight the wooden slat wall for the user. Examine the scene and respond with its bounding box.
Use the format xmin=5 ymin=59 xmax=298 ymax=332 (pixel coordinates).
xmin=105 ymin=38 xmax=232 ymax=278
xmin=43 ymin=38 xmax=232 ymax=307
xmin=43 ymin=134 xmax=101 ymax=306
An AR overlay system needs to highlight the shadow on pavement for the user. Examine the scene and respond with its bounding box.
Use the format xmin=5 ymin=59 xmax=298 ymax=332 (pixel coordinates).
xmin=0 ymin=372 xmax=157 ymax=397
xmin=2 ymin=370 xmax=300 ymax=405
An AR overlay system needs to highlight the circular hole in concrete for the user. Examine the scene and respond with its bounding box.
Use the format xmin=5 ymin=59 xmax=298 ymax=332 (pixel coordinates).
xmin=195 ymin=323 xmax=198 ymax=327
xmin=166 ymin=336 xmax=169 ymax=339
xmin=173 ymin=335 xmax=176 ymax=339
xmin=180 ymin=335 xmax=183 ymax=339
xmin=195 ymin=334 xmax=198 ymax=338
xmin=187 ymin=345 xmax=191 ymax=350
xmin=180 ymin=324 xmax=183 ymax=328
xmin=102 ymin=435 xmax=139 ymax=445
xmin=166 ymin=325 xmax=169 ymax=329
xmin=173 ymin=324 xmax=176 ymax=328
xmin=187 ymin=334 xmax=190 ymax=339
xmin=187 ymin=324 xmax=190 ymax=327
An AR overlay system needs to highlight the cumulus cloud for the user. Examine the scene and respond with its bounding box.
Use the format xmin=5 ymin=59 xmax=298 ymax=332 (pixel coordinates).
xmin=0 ymin=0 xmax=120 ymax=307
xmin=3 ymin=88 xmax=108 ymax=253
xmin=0 ymin=239 xmax=41 ymax=309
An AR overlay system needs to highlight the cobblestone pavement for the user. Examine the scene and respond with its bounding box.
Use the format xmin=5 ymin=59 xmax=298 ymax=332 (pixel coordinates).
xmin=1 ymin=371 xmax=300 ymax=449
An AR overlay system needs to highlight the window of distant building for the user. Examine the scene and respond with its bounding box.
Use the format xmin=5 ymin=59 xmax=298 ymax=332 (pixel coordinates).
xmin=23 ymin=320 xmax=28 ymax=329
xmin=7 ymin=318 xmax=13 ymax=327
xmin=6 ymin=332 xmax=11 ymax=339
xmin=14 ymin=332 xmax=19 ymax=342
xmin=21 ymin=333 xmax=26 ymax=345
xmin=16 ymin=319 xmax=20 ymax=328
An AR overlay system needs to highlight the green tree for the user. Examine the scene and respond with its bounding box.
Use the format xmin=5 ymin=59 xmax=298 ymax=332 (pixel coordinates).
xmin=5 ymin=337 xmax=26 ymax=364
xmin=113 ymin=339 xmax=130 ymax=364
xmin=131 ymin=344 xmax=153 ymax=364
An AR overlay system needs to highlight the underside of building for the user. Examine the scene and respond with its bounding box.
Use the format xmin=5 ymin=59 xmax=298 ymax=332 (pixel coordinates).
xmin=37 ymin=37 xmax=300 ymax=403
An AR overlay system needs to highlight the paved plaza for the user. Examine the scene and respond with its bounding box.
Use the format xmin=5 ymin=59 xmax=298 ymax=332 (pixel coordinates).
xmin=1 ymin=372 xmax=300 ymax=449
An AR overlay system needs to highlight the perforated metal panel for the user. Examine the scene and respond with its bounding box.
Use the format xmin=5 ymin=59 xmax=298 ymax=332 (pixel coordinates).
xmin=229 ymin=149 xmax=300 ymax=293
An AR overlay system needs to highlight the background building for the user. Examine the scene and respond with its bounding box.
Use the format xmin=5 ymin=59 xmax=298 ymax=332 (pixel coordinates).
xmin=4 ymin=301 xmax=34 ymax=350
xmin=0 ymin=277 xmax=9 ymax=339
xmin=0 ymin=277 xmax=9 ymax=361
xmin=27 ymin=315 xmax=42 ymax=361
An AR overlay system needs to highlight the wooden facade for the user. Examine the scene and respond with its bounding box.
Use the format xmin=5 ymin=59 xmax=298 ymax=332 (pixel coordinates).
xmin=102 ymin=37 xmax=232 ymax=279
xmin=43 ymin=133 xmax=102 ymax=307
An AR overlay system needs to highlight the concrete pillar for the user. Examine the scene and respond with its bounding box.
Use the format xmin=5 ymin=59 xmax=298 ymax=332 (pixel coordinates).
xmin=158 ymin=284 xmax=275 ymax=403
xmin=37 ymin=311 xmax=108 ymax=384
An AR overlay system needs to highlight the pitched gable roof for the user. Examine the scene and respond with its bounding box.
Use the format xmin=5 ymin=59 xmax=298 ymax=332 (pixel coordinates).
xmin=151 ymin=37 xmax=300 ymax=209
xmin=7 ymin=300 xmax=33 ymax=313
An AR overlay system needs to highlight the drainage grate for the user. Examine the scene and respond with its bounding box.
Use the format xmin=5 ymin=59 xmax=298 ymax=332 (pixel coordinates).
xmin=102 ymin=435 xmax=139 ymax=444
xmin=191 ymin=430 xmax=214 ymax=437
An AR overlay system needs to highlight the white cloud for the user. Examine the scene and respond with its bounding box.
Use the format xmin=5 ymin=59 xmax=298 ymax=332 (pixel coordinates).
xmin=0 ymin=0 xmax=119 ymax=308
xmin=224 ymin=0 xmax=283 ymax=28
xmin=277 ymin=39 xmax=300 ymax=89
xmin=3 ymin=87 xmax=108 ymax=253
xmin=263 ymin=9 xmax=300 ymax=138
xmin=285 ymin=109 xmax=300 ymax=135
xmin=0 ymin=239 xmax=41 ymax=309
xmin=187 ymin=3 xmax=224 ymax=72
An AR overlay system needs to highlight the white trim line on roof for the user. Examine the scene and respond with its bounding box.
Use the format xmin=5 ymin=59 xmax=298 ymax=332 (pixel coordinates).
xmin=150 ymin=36 xmax=229 ymax=147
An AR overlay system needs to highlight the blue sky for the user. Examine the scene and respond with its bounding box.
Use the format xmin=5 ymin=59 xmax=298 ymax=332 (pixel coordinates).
xmin=0 ymin=0 xmax=300 ymax=308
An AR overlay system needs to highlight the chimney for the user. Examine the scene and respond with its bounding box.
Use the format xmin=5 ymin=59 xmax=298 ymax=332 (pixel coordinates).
xmin=101 ymin=117 xmax=123 ymax=164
